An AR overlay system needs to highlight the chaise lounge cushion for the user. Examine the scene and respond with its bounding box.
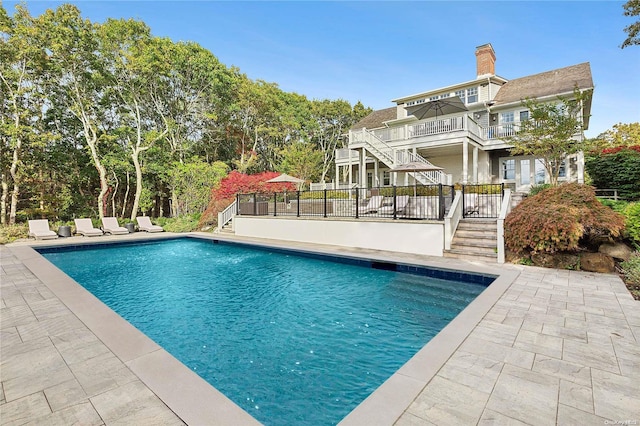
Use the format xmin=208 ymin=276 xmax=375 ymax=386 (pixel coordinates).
xmin=101 ymin=217 xmax=129 ymax=235
xmin=136 ymin=216 xmax=163 ymax=233
xmin=74 ymin=218 xmax=103 ymax=237
xmin=28 ymin=219 xmax=58 ymax=240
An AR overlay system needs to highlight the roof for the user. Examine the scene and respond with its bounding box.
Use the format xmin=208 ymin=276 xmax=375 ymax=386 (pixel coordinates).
xmin=350 ymin=106 xmax=397 ymax=131
xmin=493 ymin=62 xmax=593 ymax=105
xmin=392 ymin=75 xmax=507 ymax=104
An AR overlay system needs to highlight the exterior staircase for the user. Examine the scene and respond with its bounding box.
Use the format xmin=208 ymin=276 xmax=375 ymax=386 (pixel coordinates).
xmin=216 ymin=217 xmax=235 ymax=234
xmin=352 ymin=129 xmax=446 ymax=185
xmin=444 ymin=218 xmax=498 ymax=262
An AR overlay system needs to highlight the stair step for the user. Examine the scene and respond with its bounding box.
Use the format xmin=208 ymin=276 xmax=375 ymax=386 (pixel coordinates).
xmin=451 ymin=238 xmax=497 ymax=249
xmin=443 ymin=250 xmax=497 ymax=262
xmin=454 ymin=230 xmax=497 ymax=239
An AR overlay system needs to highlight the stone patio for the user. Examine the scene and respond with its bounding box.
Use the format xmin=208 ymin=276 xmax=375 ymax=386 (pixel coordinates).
xmin=1 ymin=234 xmax=638 ymax=425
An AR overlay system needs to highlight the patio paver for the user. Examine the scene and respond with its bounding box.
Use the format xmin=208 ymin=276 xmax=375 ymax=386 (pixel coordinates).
xmin=1 ymin=234 xmax=639 ymax=425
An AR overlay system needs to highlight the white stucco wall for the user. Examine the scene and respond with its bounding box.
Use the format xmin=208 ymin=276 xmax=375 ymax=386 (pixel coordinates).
xmin=234 ymin=217 xmax=444 ymax=257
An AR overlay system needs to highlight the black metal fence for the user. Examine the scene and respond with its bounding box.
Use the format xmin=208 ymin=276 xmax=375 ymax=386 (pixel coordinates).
xmin=237 ymin=184 xmax=455 ymax=221
xmin=461 ymin=184 xmax=504 ymax=218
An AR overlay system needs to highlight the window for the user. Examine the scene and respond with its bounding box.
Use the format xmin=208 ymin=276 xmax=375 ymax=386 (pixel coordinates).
xmin=429 ymin=95 xmax=440 ymax=101
xmin=440 ymin=93 xmax=450 ymax=98
xmin=519 ymin=110 xmax=529 ymax=122
xmin=535 ymin=159 xmax=546 ymax=184
xmin=501 ymin=112 xmax=514 ymax=123
xmin=467 ymin=87 xmax=478 ymax=103
xmin=406 ymin=98 xmax=425 ymax=107
xmin=558 ymin=160 xmax=566 ymax=178
xmin=455 ymin=89 xmax=465 ymax=104
xmin=520 ymin=159 xmax=530 ymax=185
xmin=502 ymin=159 xmax=515 ymax=180
xmin=383 ymin=171 xmax=390 ymax=186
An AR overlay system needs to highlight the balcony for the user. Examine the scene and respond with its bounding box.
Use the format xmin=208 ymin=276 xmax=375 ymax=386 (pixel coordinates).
xmin=349 ymin=114 xmax=520 ymax=148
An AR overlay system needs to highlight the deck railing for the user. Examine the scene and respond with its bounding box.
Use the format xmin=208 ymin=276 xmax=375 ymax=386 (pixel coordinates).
xmin=216 ymin=199 xmax=237 ymax=231
xmin=236 ymin=184 xmax=455 ymax=221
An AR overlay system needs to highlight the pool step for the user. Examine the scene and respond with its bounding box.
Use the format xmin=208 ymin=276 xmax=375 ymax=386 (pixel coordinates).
xmin=444 ymin=219 xmax=498 ymax=262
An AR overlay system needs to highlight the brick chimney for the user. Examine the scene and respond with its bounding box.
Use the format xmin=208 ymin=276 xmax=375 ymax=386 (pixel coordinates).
xmin=475 ymin=43 xmax=496 ymax=78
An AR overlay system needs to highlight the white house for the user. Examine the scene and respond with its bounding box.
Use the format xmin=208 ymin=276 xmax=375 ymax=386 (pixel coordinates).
xmin=333 ymin=43 xmax=594 ymax=193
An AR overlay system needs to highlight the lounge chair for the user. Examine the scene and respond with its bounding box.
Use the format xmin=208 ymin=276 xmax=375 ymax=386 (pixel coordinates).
xmin=361 ymin=195 xmax=385 ymax=214
xmin=101 ymin=217 xmax=129 ymax=235
xmin=74 ymin=218 xmax=103 ymax=237
xmin=28 ymin=219 xmax=58 ymax=240
xmin=379 ymin=195 xmax=410 ymax=215
xmin=136 ymin=216 xmax=163 ymax=233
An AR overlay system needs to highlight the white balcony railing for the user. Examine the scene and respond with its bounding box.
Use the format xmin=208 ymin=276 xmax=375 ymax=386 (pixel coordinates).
xmin=336 ymin=148 xmax=359 ymax=161
xmin=481 ymin=123 xmax=520 ymax=140
xmin=409 ymin=116 xmax=464 ymax=138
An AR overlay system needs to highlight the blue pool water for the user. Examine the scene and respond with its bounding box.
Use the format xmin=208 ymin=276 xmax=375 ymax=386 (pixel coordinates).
xmin=41 ymin=238 xmax=490 ymax=425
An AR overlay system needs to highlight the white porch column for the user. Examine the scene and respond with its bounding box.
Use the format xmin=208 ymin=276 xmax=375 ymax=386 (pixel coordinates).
xmin=462 ymin=140 xmax=469 ymax=184
xmin=348 ymin=151 xmax=353 ymax=187
xmin=577 ymin=151 xmax=585 ymax=184
xmin=335 ymin=163 xmax=339 ymax=189
xmin=374 ymin=159 xmax=379 ymax=188
xmin=361 ymin=147 xmax=367 ymax=190
xmin=472 ymin=146 xmax=478 ymax=183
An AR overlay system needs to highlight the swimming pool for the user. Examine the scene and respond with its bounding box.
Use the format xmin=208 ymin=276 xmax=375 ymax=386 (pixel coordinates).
xmin=40 ymin=238 xmax=494 ymax=425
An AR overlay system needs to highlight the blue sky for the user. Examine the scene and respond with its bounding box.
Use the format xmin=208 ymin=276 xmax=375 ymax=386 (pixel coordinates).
xmin=5 ymin=1 xmax=639 ymax=137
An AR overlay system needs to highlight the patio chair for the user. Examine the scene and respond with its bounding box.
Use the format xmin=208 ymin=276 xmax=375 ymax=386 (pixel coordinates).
xmin=136 ymin=216 xmax=163 ymax=233
xmin=27 ymin=219 xmax=58 ymax=240
xmin=74 ymin=218 xmax=103 ymax=237
xmin=379 ymin=195 xmax=410 ymax=215
xmin=101 ymin=217 xmax=129 ymax=235
xmin=361 ymin=195 xmax=385 ymax=214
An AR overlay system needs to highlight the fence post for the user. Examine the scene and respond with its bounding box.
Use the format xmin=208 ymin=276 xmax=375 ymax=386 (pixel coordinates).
xmin=355 ymin=187 xmax=359 ymax=219
xmin=297 ymin=191 xmax=300 ymax=217
xmin=462 ymin=185 xmax=466 ymax=218
xmin=438 ymin=184 xmax=444 ymax=220
xmin=323 ymin=189 xmax=328 ymax=218
xmin=236 ymin=193 xmax=240 ymax=215
xmin=393 ymin=185 xmax=397 ymax=220
xmin=253 ymin=193 xmax=257 ymax=216
xmin=273 ymin=192 xmax=277 ymax=216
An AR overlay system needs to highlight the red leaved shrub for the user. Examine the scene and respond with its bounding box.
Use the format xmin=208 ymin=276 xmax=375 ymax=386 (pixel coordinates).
xmin=505 ymin=183 xmax=626 ymax=254
xmin=199 ymin=171 xmax=296 ymax=227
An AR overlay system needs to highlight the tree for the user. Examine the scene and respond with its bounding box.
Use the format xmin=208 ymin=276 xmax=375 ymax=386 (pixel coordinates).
xmin=622 ymin=0 xmax=640 ymax=48
xmin=42 ymin=4 xmax=113 ymax=218
xmin=0 ymin=5 xmax=52 ymax=224
xmin=505 ymin=90 xmax=590 ymax=186
xmin=168 ymin=159 xmax=228 ymax=215
xmin=278 ymin=142 xmax=322 ymax=185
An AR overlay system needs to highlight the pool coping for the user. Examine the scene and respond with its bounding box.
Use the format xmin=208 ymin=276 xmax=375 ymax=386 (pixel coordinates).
xmin=6 ymin=232 xmax=519 ymax=425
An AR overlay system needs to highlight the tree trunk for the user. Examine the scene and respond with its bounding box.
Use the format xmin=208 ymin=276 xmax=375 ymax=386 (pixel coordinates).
xmin=121 ymin=171 xmax=130 ymax=218
xmin=112 ymin=171 xmax=119 ymax=217
xmin=171 ymin=188 xmax=179 ymax=217
xmin=1 ymin=173 xmax=7 ymax=225
xmin=130 ymin=147 xmax=143 ymax=221
xmin=9 ymin=137 xmax=22 ymax=225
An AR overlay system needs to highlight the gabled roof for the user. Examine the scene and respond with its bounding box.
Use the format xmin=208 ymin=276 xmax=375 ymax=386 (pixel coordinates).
xmin=350 ymin=106 xmax=397 ymax=131
xmin=493 ymin=62 xmax=593 ymax=106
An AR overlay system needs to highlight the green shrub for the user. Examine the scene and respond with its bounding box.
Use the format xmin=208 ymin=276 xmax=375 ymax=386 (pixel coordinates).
xmin=505 ymin=183 xmax=626 ymax=254
xmin=299 ymin=191 xmax=350 ymax=200
xmin=0 ymin=223 xmax=30 ymax=244
xmin=621 ymin=253 xmax=640 ymax=284
xmin=529 ymin=184 xmax=552 ymax=196
xmin=154 ymin=214 xmax=201 ymax=233
xmin=585 ymin=148 xmax=640 ymax=201
xmin=598 ymin=198 xmax=629 ymax=213
xmin=623 ymin=202 xmax=640 ymax=247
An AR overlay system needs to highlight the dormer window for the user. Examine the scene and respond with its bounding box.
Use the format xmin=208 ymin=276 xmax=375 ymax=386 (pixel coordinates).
xmin=455 ymin=88 xmax=478 ymax=104
xmin=467 ymin=87 xmax=478 ymax=103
